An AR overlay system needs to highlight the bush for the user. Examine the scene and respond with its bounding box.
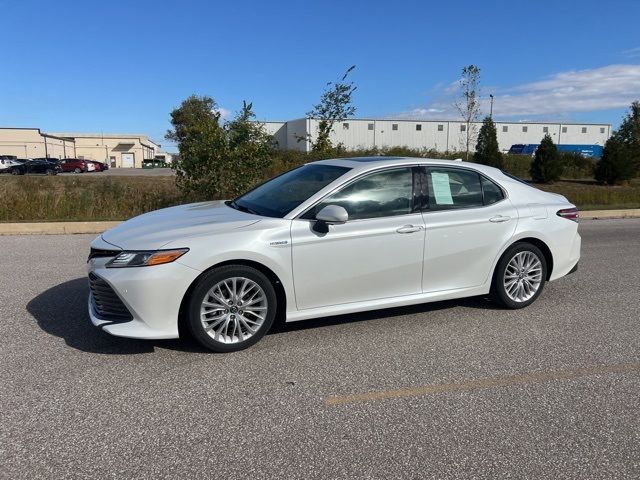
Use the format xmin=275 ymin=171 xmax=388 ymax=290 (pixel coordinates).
xmin=530 ymin=134 xmax=562 ymax=183
xmin=559 ymin=152 xmax=595 ymax=179
xmin=594 ymin=136 xmax=636 ymax=185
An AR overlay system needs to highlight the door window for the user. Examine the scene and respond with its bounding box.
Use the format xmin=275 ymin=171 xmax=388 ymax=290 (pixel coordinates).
xmin=304 ymin=168 xmax=414 ymax=220
xmin=426 ymin=168 xmax=483 ymax=210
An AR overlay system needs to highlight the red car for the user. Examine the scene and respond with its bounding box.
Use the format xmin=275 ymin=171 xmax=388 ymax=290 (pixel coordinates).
xmin=59 ymin=158 xmax=95 ymax=173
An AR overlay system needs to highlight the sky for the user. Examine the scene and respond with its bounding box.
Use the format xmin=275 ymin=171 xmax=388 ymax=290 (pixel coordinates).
xmin=1 ymin=0 xmax=639 ymax=153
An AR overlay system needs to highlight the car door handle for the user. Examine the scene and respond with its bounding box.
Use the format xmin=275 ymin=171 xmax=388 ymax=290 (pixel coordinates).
xmin=489 ymin=215 xmax=511 ymax=223
xmin=396 ymin=224 xmax=424 ymax=234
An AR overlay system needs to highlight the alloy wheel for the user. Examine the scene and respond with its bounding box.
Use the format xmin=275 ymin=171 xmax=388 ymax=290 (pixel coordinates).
xmin=200 ymin=277 xmax=268 ymax=344
xmin=503 ymin=251 xmax=543 ymax=303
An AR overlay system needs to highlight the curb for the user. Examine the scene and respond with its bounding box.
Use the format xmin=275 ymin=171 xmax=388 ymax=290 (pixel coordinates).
xmin=580 ymin=209 xmax=640 ymax=220
xmin=0 ymin=221 xmax=121 ymax=235
xmin=1 ymin=209 xmax=639 ymax=235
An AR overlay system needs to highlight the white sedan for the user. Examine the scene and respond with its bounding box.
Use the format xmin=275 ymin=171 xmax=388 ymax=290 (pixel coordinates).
xmin=87 ymin=157 xmax=581 ymax=352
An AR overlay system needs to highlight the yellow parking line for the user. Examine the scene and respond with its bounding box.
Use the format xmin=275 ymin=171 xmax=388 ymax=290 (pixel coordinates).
xmin=324 ymin=363 xmax=640 ymax=406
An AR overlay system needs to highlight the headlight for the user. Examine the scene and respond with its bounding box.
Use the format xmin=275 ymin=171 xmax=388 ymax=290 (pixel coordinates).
xmin=106 ymin=248 xmax=189 ymax=268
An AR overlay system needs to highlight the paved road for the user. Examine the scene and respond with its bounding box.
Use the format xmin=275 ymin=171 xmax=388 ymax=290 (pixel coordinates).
xmin=1 ymin=220 xmax=639 ymax=479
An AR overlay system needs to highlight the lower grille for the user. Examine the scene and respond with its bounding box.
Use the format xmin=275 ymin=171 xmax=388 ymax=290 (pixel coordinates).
xmin=88 ymin=272 xmax=133 ymax=321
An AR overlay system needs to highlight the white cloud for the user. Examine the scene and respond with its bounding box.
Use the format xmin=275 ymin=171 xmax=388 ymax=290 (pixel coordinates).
xmin=397 ymin=64 xmax=640 ymax=120
xmin=622 ymin=47 xmax=640 ymax=58
xmin=212 ymin=106 xmax=232 ymax=120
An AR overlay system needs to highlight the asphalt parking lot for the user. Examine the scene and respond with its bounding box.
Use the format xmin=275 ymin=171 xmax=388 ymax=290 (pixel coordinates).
xmin=63 ymin=167 xmax=174 ymax=177
xmin=1 ymin=219 xmax=639 ymax=479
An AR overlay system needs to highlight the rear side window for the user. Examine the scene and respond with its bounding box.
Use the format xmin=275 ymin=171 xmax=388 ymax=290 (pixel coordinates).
xmin=481 ymin=176 xmax=505 ymax=205
xmin=426 ymin=168 xmax=483 ymax=210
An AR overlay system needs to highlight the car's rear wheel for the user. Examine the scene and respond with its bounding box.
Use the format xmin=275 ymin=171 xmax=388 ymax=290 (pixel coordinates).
xmin=11 ymin=168 xmax=20 ymax=175
xmin=45 ymin=169 xmax=54 ymax=175
xmin=74 ymin=167 xmax=81 ymax=173
xmin=187 ymin=265 xmax=277 ymax=352
xmin=491 ymin=242 xmax=547 ymax=309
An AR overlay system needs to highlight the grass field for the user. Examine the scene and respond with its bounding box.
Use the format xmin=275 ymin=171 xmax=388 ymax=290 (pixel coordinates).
xmin=0 ymin=175 xmax=191 ymax=222
xmin=1 ymin=173 xmax=639 ymax=222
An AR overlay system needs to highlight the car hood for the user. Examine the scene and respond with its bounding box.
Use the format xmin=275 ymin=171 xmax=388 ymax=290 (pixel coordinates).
xmin=101 ymin=201 xmax=261 ymax=250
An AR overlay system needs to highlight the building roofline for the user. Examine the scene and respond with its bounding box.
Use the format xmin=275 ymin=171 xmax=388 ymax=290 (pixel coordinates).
xmin=285 ymin=117 xmax=612 ymax=127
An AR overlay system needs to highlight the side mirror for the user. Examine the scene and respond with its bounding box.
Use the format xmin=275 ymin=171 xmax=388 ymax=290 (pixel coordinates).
xmin=316 ymin=205 xmax=348 ymax=224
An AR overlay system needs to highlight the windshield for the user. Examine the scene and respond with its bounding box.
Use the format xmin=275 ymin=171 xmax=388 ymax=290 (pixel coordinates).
xmin=231 ymin=163 xmax=351 ymax=218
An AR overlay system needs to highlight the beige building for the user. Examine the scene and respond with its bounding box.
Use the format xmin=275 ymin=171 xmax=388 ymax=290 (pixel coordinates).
xmin=0 ymin=128 xmax=76 ymax=159
xmin=0 ymin=127 xmax=171 ymax=168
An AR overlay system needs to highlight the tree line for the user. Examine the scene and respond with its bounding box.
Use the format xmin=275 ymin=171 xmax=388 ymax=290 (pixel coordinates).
xmin=166 ymin=65 xmax=639 ymax=199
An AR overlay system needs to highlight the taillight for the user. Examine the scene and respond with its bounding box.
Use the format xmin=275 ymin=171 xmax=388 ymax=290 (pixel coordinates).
xmin=557 ymin=207 xmax=579 ymax=222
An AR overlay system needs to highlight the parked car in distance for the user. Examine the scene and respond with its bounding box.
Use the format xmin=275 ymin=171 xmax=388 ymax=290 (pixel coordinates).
xmin=88 ymin=156 xmax=581 ymax=353
xmin=87 ymin=160 xmax=108 ymax=172
xmin=8 ymin=159 xmax=62 ymax=175
xmin=142 ymin=159 xmax=169 ymax=169
xmin=60 ymin=158 xmax=95 ymax=173
xmin=0 ymin=157 xmax=22 ymax=172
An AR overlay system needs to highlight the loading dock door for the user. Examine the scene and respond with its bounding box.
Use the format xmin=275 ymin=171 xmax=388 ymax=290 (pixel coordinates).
xmin=121 ymin=153 xmax=134 ymax=168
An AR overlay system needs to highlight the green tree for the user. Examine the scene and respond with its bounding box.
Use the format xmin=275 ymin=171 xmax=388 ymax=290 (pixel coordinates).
xmin=594 ymin=136 xmax=636 ymax=185
xmin=166 ymin=95 xmax=273 ymax=198
xmin=594 ymin=101 xmax=640 ymax=184
xmin=530 ymin=134 xmax=562 ymax=183
xmin=222 ymin=101 xmax=274 ymax=197
xmin=304 ymin=65 xmax=357 ymax=153
xmin=454 ymin=65 xmax=481 ymax=161
xmin=474 ymin=116 xmax=503 ymax=168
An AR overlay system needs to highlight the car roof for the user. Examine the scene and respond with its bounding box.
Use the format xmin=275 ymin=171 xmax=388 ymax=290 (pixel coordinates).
xmin=311 ymin=156 xmax=501 ymax=175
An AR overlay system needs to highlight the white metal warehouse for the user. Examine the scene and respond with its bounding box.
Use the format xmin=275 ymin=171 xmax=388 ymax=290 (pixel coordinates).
xmin=261 ymin=118 xmax=612 ymax=153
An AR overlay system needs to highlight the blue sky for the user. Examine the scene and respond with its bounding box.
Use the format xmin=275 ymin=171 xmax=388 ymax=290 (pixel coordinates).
xmin=1 ymin=0 xmax=639 ymax=152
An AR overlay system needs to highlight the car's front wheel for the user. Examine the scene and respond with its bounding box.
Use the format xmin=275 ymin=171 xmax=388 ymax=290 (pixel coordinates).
xmin=74 ymin=167 xmax=81 ymax=173
xmin=187 ymin=265 xmax=277 ymax=352
xmin=491 ymin=242 xmax=547 ymax=309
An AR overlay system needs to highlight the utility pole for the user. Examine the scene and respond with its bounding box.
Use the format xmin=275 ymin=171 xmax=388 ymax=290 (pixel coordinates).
xmin=489 ymin=94 xmax=494 ymax=118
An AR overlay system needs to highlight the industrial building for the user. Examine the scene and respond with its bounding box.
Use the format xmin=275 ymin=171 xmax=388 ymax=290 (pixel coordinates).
xmin=261 ymin=118 xmax=612 ymax=153
xmin=0 ymin=128 xmax=171 ymax=168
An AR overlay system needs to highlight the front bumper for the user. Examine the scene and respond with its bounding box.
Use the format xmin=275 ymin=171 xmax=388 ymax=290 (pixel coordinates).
xmin=87 ymin=259 xmax=201 ymax=340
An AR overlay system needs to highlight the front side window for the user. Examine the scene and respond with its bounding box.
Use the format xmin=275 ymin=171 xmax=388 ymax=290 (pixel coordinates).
xmin=426 ymin=168 xmax=483 ymax=210
xmin=234 ymin=164 xmax=350 ymax=218
xmin=304 ymin=168 xmax=414 ymax=221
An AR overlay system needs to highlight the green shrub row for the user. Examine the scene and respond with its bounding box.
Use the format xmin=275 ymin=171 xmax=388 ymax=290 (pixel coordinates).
xmin=0 ymin=149 xmax=637 ymax=222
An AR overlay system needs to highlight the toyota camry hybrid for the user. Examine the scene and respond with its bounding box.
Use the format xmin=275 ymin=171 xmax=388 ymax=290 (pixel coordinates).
xmin=87 ymin=157 xmax=581 ymax=352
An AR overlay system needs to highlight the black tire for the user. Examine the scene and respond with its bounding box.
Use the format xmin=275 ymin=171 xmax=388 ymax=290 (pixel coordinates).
xmin=74 ymin=167 xmax=81 ymax=173
xmin=45 ymin=169 xmax=54 ymax=175
xmin=187 ymin=265 xmax=277 ymax=353
xmin=10 ymin=168 xmax=20 ymax=175
xmin=490 ymin=242 xmax=547 ymax=309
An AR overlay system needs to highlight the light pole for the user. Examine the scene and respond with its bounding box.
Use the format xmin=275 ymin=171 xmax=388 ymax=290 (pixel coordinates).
xmin=489 ymin=94 xmax=494 ymax=118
